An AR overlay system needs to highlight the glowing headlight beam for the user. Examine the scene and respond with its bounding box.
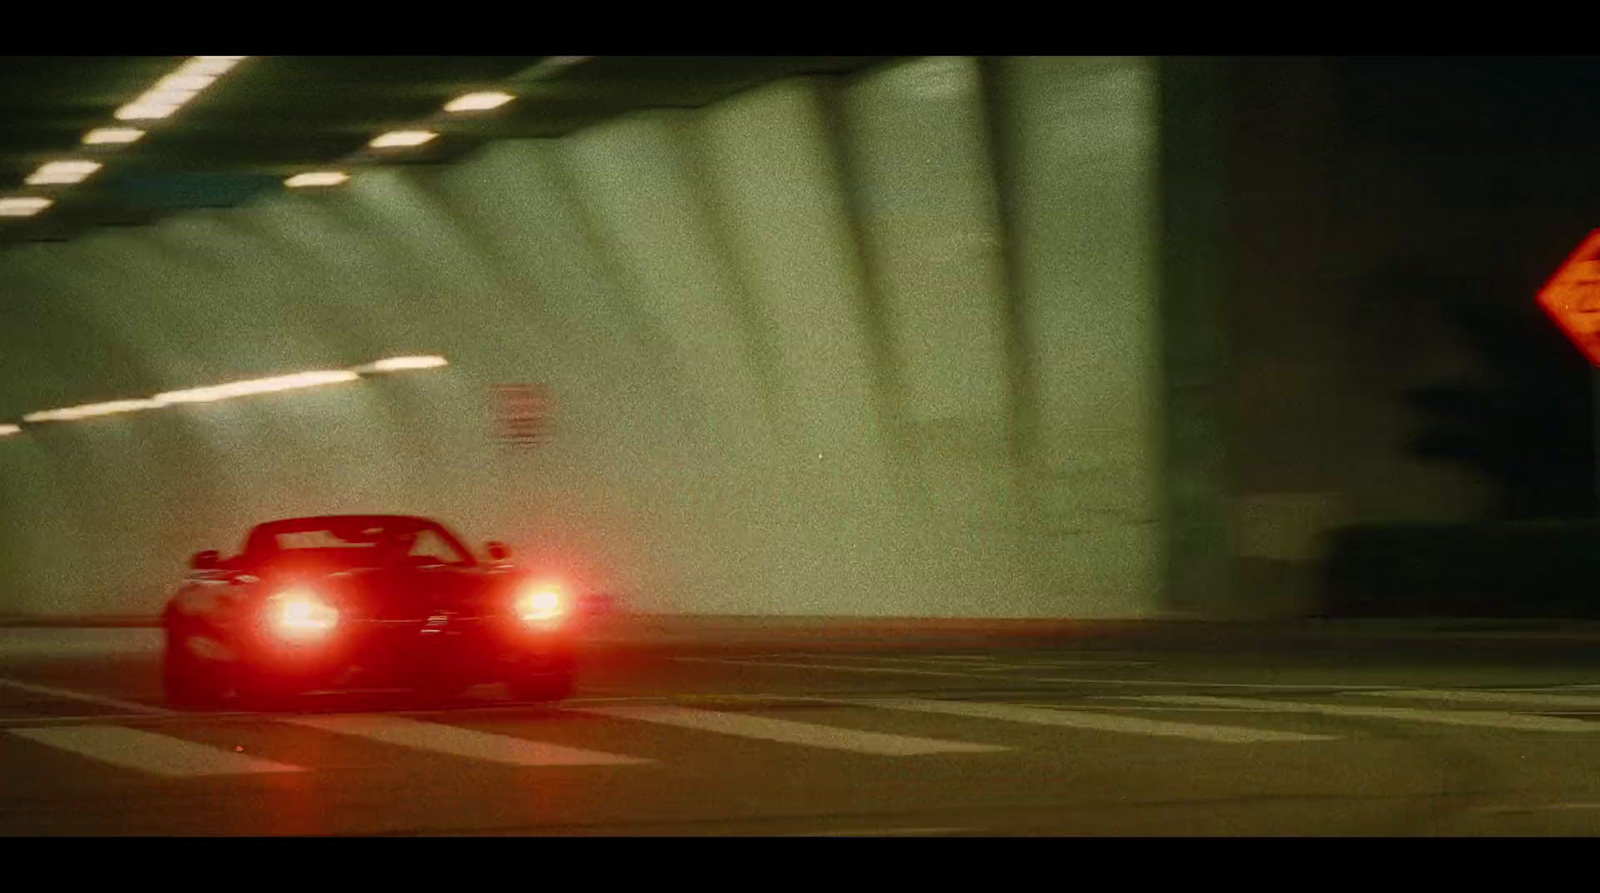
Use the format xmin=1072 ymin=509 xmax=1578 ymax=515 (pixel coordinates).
xmin=515 ymin=584 xmax=566 ymax=624
xmin=266 ymin=587 xmax=340 ymax=640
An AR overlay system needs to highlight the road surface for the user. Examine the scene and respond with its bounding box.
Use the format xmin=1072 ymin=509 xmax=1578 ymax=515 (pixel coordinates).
xmin=6 ymin=625 xmax=1600 ymax=835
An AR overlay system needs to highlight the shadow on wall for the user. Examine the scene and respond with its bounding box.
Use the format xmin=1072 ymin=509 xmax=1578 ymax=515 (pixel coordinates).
xmin=1396 ymin=268 xmax=1592 ymax=522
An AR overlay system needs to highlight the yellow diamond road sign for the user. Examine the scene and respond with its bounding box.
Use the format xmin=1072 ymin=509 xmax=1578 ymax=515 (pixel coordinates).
xmin=1538 ymin=229 xmax=1600 ymax=366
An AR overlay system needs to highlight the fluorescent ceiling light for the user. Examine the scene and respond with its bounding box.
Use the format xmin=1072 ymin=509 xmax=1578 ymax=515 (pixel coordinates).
xmin=155 ymin=73 xmax=217 ymax=92
xmin=179 ymin=56 xmax=245 ymax=77
xmin=83 ymin=128 xmax=145 ymax=145
xmin=3 ymin=355 xmax=449 ymax=444
xmin=153 ymin=370 xmax=359 ymax=406
xmin=24 ymin=399 xmax=161 ymax=423
xmin=115 ymin=102 xmax=181 ymax=121
xmin=137 ymin=88 xmax=199 ymax=106
xmin=371 ymin=356 xmax=449 ymax=372
xmin=444 ymin=91 xmax=514 ymax=112
xmin=0 ymin=197 xmax=52 ymax=217
xmin=369 ymin=130 xmax=437 ymax=149
xmin=25 ymin=161 xmax=102 ymax=185
xmin=285 ymin=171 xmax=350 ymax=188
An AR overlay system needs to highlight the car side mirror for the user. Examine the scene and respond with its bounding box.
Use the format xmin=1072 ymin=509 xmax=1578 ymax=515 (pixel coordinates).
xmin=190 ymin=550 xmax=220 ymax=571
xmin=486 ymin=541 xmax=511 ymax=562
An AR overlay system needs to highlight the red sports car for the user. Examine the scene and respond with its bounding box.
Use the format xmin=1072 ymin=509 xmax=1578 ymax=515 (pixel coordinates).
xmin=161 ymin=514 xmax=579 ymax=709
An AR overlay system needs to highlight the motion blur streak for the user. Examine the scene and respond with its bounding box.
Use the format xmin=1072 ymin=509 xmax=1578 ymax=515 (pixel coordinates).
xmin=3 ymin=356 xmax=448 ymax=437
xmin=81 ymin=128 xmax=144 ymax=145
xmin=370 ymin=355 xmax=449 ymax=372
xmin=23 ymin=399 xmax=162 ymax=423
xmin=285 ymin=171 xmax=349 ymax=188
xmin=0 ymin=197 xmax=51 ymax=216
xmin=152 ymin=370 xmax=360 ymax=405
xmin=25 ymin=161 xmax=101 ymax=185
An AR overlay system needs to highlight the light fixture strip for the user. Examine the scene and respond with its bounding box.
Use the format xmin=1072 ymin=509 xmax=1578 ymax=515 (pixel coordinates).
xmin=5 ymin=57 xmax=252 ymax=223
xmin=6 ymin=355 xmax=449 ymax=433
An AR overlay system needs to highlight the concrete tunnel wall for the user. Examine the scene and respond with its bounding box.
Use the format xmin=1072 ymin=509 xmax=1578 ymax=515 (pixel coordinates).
xmin=0 ymin=57 xmax=1169 ymax=619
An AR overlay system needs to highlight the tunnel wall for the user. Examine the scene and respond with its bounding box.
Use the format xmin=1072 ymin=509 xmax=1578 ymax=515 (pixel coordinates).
xmin=0 ymin=57 xmax=1168 ymax=619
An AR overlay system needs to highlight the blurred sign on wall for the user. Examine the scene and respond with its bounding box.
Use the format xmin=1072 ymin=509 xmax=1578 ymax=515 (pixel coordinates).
xmin=494 ymin=383 xmax=553 ymax=446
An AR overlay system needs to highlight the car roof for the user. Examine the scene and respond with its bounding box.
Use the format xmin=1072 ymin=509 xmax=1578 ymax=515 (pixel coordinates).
xmin=258 ymin=514 xmax=434 ymax=526
xmin=248 ymin=515 xmax=443 ymax=534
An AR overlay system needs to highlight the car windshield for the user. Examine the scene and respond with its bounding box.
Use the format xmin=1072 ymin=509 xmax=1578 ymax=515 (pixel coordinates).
xmin=245 ymin=517 xmax=477 ymax=569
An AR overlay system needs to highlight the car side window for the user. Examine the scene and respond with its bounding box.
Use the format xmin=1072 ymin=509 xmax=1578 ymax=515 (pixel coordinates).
xmin=410 ymin=529 xmax=467 ymax=566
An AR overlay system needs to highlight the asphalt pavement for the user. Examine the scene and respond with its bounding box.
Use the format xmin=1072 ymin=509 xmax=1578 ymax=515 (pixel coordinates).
xmin=7 ymin=622 xmax=1600 ymax=836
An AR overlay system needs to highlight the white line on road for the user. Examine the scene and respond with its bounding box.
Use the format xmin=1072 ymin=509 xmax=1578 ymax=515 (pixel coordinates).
xmin=0 ymin=677 xmax=172 ymax=715
xmin=1357 ymin=689 xmax=1600 ymax=709
xmin=774 ymin=655 xmax=1155 ymax=670
xmin=674 ymin=658 xmax=1157 ymax=680
xmin=576 ymin=705 xmax=1006 ymax=756
xmin=672 ymin=658 xmax=997 ymax=678
xmin=9 ymin=725 xmax=303 ymax=776
xmin=859 ymin=698 xmax=1336 ymax=744
xmin=1028 ymin=677 xmax=1401 ymax=691
xmin=1126 ymin=695 xmax=1600 ymax=733
xmin=284 ymin=714 xmax=651 ymax=767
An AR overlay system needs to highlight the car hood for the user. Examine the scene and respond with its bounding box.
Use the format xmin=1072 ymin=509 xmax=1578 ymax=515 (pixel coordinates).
xmin=265 ymin=565 xmax=506 ymax=622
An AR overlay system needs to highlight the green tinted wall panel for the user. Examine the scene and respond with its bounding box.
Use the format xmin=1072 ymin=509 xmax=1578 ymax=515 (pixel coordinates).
xmin=0 ymin=60 xmax=1175 ymax=620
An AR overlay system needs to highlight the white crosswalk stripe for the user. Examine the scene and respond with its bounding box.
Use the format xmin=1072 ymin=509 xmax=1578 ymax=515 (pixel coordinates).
xmin=9 ymin=725 xmax=304 ymax=776
xmin=21 ymin=684 xmax=1600 ymax=780
xmin=283 ymin=714 xmax=651 ymax=767
xmin=1125 ymin=695 xmax=1600 ymax=732
xmin=859 ymin=698 xmax=1337 ymax=743
xmin=576 ymin=705 xmax=1006 ymax=755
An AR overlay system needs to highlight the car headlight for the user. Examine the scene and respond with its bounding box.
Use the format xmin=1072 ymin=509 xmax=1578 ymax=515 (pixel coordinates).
xmin=513 ymin=583 xmax=566 ymax=625
xmin=265 ymin=586 xmax=339 ymax=640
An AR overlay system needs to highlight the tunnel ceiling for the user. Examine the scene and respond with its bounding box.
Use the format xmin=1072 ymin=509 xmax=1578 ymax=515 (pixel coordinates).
xmin=0 ymin=55 xmax=892 ymax=247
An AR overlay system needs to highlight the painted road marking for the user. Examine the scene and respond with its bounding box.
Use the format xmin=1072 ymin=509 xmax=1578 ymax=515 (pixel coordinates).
xmin=673 ymin=657 xmax=1154 ymax=678
xmin=1357 ymin=689 xmax=1600 ymax=709
xmin=284 ymin=714 xmax=651 ymax=767
xmin=671 ymin=660 xmax=1411 ymax=690
xmin=0 ymin=677 xmax=172 ymax=715
xmin=809 ymin=655 xmax=1156 ymax=670
xmin=1127 ymin=695 xmax=1600 ymax=733
xmin=8 ymin=725 xmax=303 ymax=776
xmin=1028 ymin=677 xmax=1399 ymax=691
xmin=859 ymin=698 xmax=1335 ymax=743
xmin=671 ymin=658 xmax=988 ymax=679
xmin=577 ymin=705 xmax=1006 ymax=756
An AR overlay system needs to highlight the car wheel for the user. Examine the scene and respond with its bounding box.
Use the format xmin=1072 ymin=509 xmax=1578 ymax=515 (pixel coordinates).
xmin=507 ymin=669 xmax=575 ymax=703
xmin=163 ymin=635 xmax=225 ymax=709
